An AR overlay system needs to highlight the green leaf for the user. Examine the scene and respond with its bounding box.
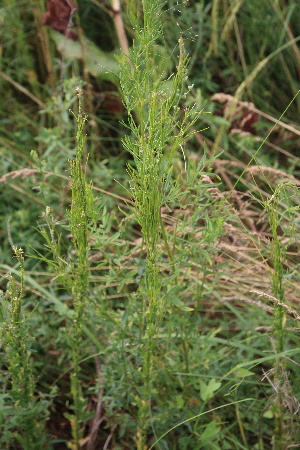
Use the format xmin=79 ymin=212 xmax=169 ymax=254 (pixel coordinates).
xmin=172 ymin=297 xmax=194 ymax=311
xmin=200 ymin=421 xmax=221 ymax=444
xmin=176 ymin=396 xmax=185 ymax=409
xmin=263 ymin=409 xmax=274 ymax=419
xmin=200 ymin=378 xmax=221 ymax=402
xmin=234 ymin=368 xmax=255 ymax=378
xmin=51 ymin=31 xmax=119 ymax=82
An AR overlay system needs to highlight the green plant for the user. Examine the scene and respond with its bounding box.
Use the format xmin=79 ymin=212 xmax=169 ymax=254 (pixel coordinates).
xmin=36 ymin=89 xmax=97 ymax=449
xmin=262 ymin=182 xmax=300 ymax=449
xmin=116 ymin=0 xmax=229 ymax=447
xmin=0 ymin=0 xmax=300 ymax=448
xmin=0 ymin=247 xmax=54 ymax=449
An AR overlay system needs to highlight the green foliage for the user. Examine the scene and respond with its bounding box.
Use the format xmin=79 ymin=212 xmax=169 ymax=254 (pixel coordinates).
xmin=0 ymin=248 xmax=55 ymax=449
xmin=262 ymin=182 xmax=300 ymax=449
xmin=116 ymin=2 xmax=227 ymax=445
xmin=0 ymin=0 xmax=300 ymax=449
xmin=51 ymin=32 xmax=120 ymax=82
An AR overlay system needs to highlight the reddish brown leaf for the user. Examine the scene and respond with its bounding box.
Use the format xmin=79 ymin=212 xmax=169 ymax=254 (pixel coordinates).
xmin=42 ymin=0 xmax=78 ymax=40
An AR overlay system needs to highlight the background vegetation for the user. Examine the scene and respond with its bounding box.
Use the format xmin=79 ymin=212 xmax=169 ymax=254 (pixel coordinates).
xmin=0 ymin=0 xmax=300 ymax=449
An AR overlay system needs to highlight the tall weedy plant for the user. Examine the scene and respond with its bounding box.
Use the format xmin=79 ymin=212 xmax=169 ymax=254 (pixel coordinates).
xmin=263 ymin=182 xmax=300 ymax=449
xmin=65 ymin=88 xmax=95 ymax=448
xmin=39 ymin=89 xmax=96 ymax=449
xmin=0 ymin=248 xmax=52 ymax=449
xmin=118 ymin=0 xmax=204 ymax=447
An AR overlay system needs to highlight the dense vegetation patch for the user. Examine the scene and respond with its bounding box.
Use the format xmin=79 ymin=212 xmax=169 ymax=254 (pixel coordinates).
xmin=0 ymin=0 xmax=299 ymax=448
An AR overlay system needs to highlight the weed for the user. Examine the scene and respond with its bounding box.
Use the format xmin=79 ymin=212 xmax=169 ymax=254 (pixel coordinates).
xmin=0 ymin=248 xmax=54 ymax=449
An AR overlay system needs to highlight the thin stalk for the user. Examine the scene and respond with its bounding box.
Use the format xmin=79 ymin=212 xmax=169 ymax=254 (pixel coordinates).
xmin=264 ymin=182 xmax=299 ymax=449
xmin=66 ymin=89 xmax=94 ymax=448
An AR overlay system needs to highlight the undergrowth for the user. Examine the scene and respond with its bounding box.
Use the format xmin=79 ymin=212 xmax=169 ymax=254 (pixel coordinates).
xmin=0 ymin=0 xmax=300 ymax=449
